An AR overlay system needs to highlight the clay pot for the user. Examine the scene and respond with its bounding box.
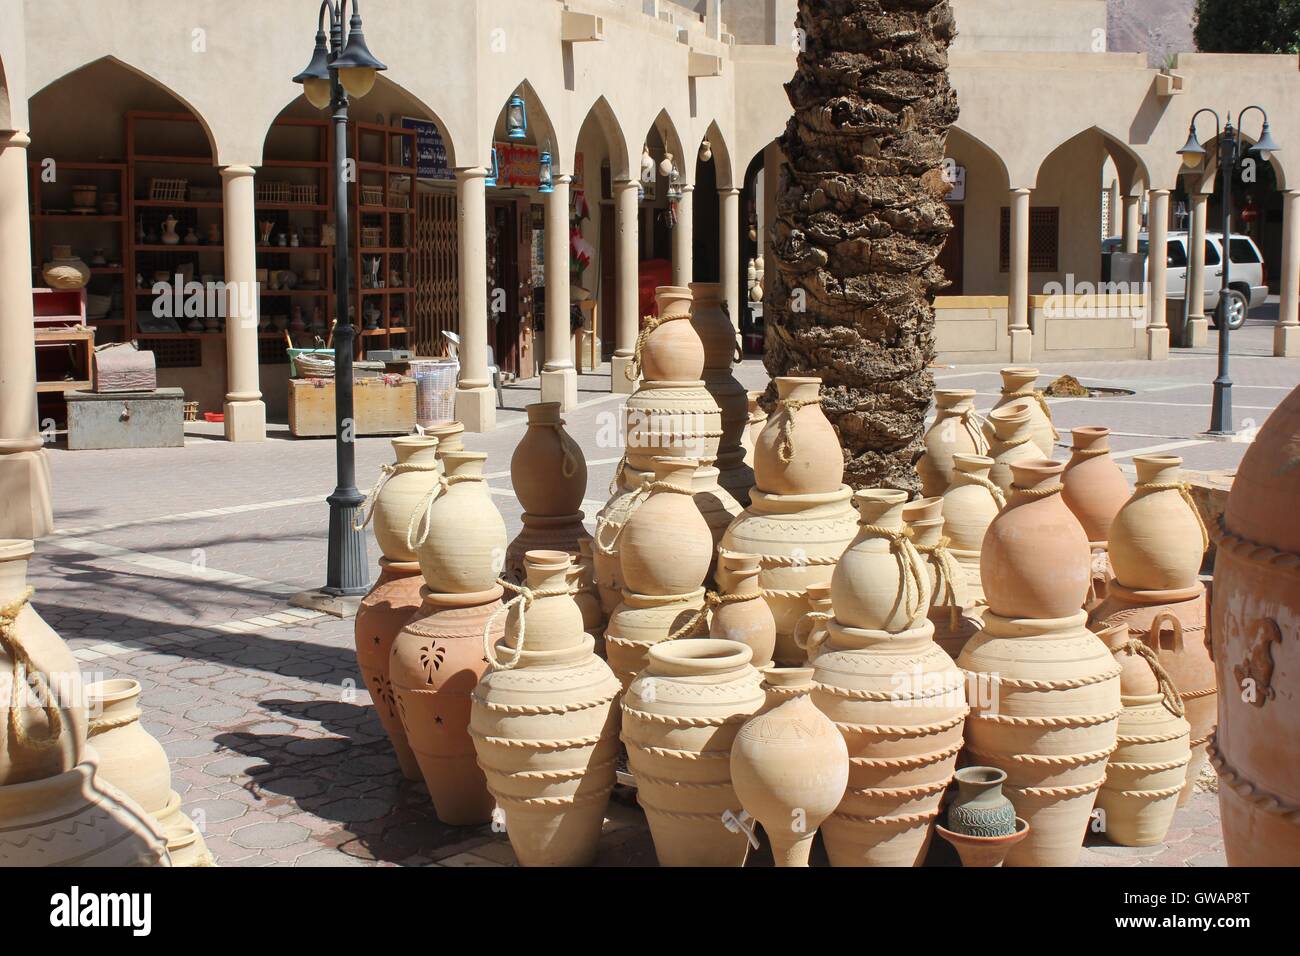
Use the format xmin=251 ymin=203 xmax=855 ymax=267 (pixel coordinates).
xmin=1061 ymin=427 xmax=1130 ymax=546
xmin=689 ymin=282 xmax=752 ymax=504
xmin=354 ymin=559 xmax=425 ymax=781
xmin=832 ymin=490 xmax=931 ymax=633
xmin=986 ymin=367 xmax=1058 ymax=456
xmin=917 ymin=390 xmax=989 ymax=497
xmin=710 ymin=551 xmax=777 ymax=668
xmin=361 ymin=435 xmax=442 ymax=566
xmin=506 ymin=515 xmax=593 ymax=584
xmin=512 ymin=402 xmax=586 ymax=516
xmin=0 ymin=540 xmax=85 ymax=786
xmin=754 ymin=377 xmax=844 ymax=496
xmin=604 ymin=588 xmax=707 ymax=689
xmin=623 ymin=380 xmax=723 ymax=469
xmin=794 ymin=583 xmax=835 ymax=662
xmin=721 ymin=485 xmax=858 ymax=666
xmin=936 ymin=817 xmax=1030 ymax=868
xmin=986 ymin=400 xmax=1042 ymax=494
xmin=470 ymin=552 xmax=622 ymax=866
xmin=982 ymin=460 xmax=1091 ymax=620
xmin=812 ymin=618 xmax=967 ymax=866
xmin=618 ymin=458 xmax=713 ymax=596
xmin=1109 ymin=455 xmax=1207 ymax=592
xmin=1094 ymin=624 xmax=1191 ymax=847
xmin=731 ymin=667 xmax=850 ymax=867
xmin=164 ymin=814 xmax=215 ymax=867
xmin=618 ymin=458 xmax=742 ymax=580
xmin=42 ymin=245 xmax=91 ymax=290
xmin=640 ymin=286 xmax=704 ymax=381
xmin=413 ymin=451 xmax=508 ymax=596
xmin=742 ymin=391 xmax=767 ymax=470
xmin=941 ymin=453 xmax=1003 ymax=603
xmin=957 ymin=610 xmax=1121 ymax=866
xmin=905 ymin=498 xmax=978 ymax=660
xmin=571 ymin=540 xmax=605 ymax=650
xmin=423 ymin=420 xmax=465 ymax=453
xmin=947 ymin=766 xmax=1017 ymax=837
xmin=0 ymin=765 xmax=170 ymax=866
xmin=83 ymin=678 xmax=171 ymax=817
xmin=622 ymin=639 xmax=765 ymax=866
xmin=390 ymin=588 xmax=505 ymax=825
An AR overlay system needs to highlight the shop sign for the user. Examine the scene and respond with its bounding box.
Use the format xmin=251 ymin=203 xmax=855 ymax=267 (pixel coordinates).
xmin=495 ymin=142 xmax=542 ymax=190
xmin=403 ymin=117 xmax=453 ymax=181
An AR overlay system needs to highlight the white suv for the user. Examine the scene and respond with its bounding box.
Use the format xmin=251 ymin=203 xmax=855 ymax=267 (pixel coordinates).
xmin=1102 ymin=232 xmax=1269 ymax=330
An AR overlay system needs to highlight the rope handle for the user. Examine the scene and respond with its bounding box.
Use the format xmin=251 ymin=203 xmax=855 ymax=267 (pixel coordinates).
xmin=1007 ymin=388 xmax=1061 ymax=440
xmin=1123 ymin=638 xmax=1186 ymax=718
xmin=0 ymin=588 xmax=65 ymax=755
xmin=482 ymin=579 xmax=573 ymax=670
xmin=593 ymin=477 xmax=693 ymax=555
xmin=793 ymin=609 xmax=834 ymax=656
xmin=914 ymin=537 xmax=963 ymax=630
xmin=352 ymin=460 xmax=442 ymax=533
xmin=1015 ymin=483 xmax=1065 ymax=499
xmin=957 ymin=471 xmax=1006 ymax=509
xmin=626 ymin=312 xmax=689 ymax=382
xmin=541 ymin=423 xmax=581 ymax=480
xmin=858 ymin=524 xmax=926 ymax=623
xmin=1135 ymin=481 xmax=1210 ymax=554
xmin=957 ymin=407 xmax=991 ymax=456
xmin=405 ymin=473 xmax=484 ymax=550
xmin=775 ymin=396 xmax=822 ymax=464
xmin=664 ymin=590 xmax=758 ymax=642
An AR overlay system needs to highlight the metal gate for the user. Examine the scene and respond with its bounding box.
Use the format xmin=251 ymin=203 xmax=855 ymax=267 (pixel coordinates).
xmin=415 ymin=189 xmax=458 ymax=356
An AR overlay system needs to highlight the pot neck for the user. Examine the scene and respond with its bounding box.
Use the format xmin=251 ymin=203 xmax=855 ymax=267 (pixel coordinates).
xmin=775 ymin=378 xmax=821 ymax=405
xmin=440 ymin=452 xmax=486 ymax=482
xmin=853 ymin=490 xmax=909 ymax=531
xmin=392 ymin=435 xmax=440 ymax=465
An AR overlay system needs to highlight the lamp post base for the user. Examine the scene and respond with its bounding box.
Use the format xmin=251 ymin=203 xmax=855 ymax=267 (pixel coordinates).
xmin=288 ymin=589 xmax=365 ymax=619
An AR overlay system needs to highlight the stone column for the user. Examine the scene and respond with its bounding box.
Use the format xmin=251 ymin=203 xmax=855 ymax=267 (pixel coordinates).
xmin=541 ymin=174 xmax=577 ymax=410
xmin=1276 ymin=189 xmax=1300 ymax=357
xmin=1146 ymin=188 xmax=1171 ymax=361
xmin=454 ymin=166 xmax=495 ymax=432
xmin=220 ymin=166 xmax=266 ymax=441
xmin=0 ymin=131 xmax=53 ymax=539
xmin=1107 ymin=179 xmax=1123 ymax=238
xmin=1186 ymin=192 xmax=1210 ymax=348
xmin=672 ymin=184 xmax=694 ymax=287
xmin=1008 ymin=187 xmax=1032 ymax=363
xmin=719 ymin=186 xmax=742 ymax=342
xmin=1122 ymin=194 xmax=1142 ymax=254
xmin=611 ymin=179 xmax=640 ymax=393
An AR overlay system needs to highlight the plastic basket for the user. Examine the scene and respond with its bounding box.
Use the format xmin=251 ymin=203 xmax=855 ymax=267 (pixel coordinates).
xmin=409 ymin=359 xmax=459 ymax=428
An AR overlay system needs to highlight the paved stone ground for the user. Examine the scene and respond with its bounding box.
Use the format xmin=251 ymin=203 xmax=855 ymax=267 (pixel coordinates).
xmin=27 ymin=314 xmax=1294 ymax=866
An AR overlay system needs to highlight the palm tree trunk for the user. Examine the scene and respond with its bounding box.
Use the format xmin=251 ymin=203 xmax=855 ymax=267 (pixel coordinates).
xmin=766 ymin=0 xmax=958 ymax=494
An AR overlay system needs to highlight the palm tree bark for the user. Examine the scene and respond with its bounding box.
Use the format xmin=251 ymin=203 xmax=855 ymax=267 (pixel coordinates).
xmin=766 ymin=0 xmax=958 ymax=494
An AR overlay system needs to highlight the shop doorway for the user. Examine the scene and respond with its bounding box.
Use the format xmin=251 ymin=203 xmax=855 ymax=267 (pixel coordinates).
xmin=487 ymin=197 xmax=535 ymax=377
xmin=938 ymin=204 xmax=965 ymax=295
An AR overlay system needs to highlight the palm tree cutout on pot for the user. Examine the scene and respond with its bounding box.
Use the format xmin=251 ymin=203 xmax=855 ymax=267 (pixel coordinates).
xmin=419 ymin=643 xmax=447 ymax=684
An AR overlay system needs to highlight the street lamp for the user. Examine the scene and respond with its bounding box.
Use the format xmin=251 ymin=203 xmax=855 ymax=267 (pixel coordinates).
xmin=294 ymin=0 xmax=387 ymax=601
xmin=1177 ymin=107 xmax=1279 ymax=436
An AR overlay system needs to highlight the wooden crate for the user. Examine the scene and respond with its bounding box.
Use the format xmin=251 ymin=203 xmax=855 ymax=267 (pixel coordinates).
xmin=288 ymin=376 xmax=416 ymax=437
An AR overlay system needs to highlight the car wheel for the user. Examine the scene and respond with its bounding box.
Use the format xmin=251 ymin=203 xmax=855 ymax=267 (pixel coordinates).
xmin=1211 ymin=289 xmax=1249 ymax=331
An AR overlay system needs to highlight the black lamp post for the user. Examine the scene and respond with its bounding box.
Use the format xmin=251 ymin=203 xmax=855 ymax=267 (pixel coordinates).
xmin=1178 ymin=107 xmax=1280 ymax=436
xmin=294 ymin=1 xmax=387 ymax=598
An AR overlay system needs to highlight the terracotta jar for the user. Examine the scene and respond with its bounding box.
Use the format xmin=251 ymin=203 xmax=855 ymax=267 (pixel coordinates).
xmin=618 ymin=458 xmax=714 ymax=596
xmin=604 ymin=588 xmax=707 ymax=690
xmin=84 ymin=678 xmax=172 ymax=818
xmin=731 ymin=667 xmax=849 ymax=867
xmin=1209 ymin=383 xmax=1300 ymax=865
xmin=622 ymin=639 xmax=765 ymax=866
xmin=470 ymin=552 xmax=621 ymax=866
xmin=423 ymin=420 xmax=465 ymax=453
xmin=905 ymin=497 xmax=978 ymax=660
xmin=721 ymin=485 xmax=858 ymax=666
xmin=957 ymin=610 xmax=1120 ymax=866
xmin=1109 ymin=455 xmax=1208 ymax=592
xmin=1094 ymin=624 xmax=1191 ymax=847
xmin=512 ymin=402 xmax=587 ymax=517
xmin=636 ymin=286 xmax=704 ymax=382
xmin=623 ymin=380 xmax=723 ymax=468
xmin=42 ymin=245 xmax=91 ymax=290
xmin=742 ymin=391 xmax=767 ymax=470
xmin=413 ymin=451 xmax=508 ymax=596
xmin=0 ymin=539 xmax=85 ymax=786
xmin=941 ymin=453 xmax=1003 ymax=602
xmin=935 ymin=817 xmax=1030 ymax=868
xmin=986 ymin=400 xmax=1042 ymax=494
xmin=354 ymin=559 xmax=425 ymax=781
xmin=832 ymin=490 xmax=931 ymax=633
xmin=917 ymin=389 xmax=990 ymax=497
xmin=985 ymin=367 xmax=1058 ymax=456
xmin=753 ymin=377 xmax=844 ymax=496
xmin=1061 ymin=426 xmax=1130 ymax=547
xmin=793 ymin=583 xmax=835 ymax=662
xmin=390 ymin=587 xmax=505 ymax=825
xmin=570 ymin=540 xmax=605 ymax=651
xmin=690 ymin=282 xmax=752 ymax=505
xmin=812 ymin=618 xmax=967 ymax=866
xmin=947 ymin=766 xmax=1017 ymax=837
xmin=506 ymin=515 xmax=592 ymax=584
xmin=618 ymin=458 xmax=742 ymax=576
xmin=358 ymin=435 xmax=442 ymax=564
xmin=982 ymin=460 xmax=1091 ymax=620
xmin=710 ymin=551 xmax=777 ymax=668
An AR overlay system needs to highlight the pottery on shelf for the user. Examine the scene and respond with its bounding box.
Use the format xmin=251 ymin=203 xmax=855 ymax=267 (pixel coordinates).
xmin=354 ymin=559 xmax=426 ymax=781
xmin=622 ymin=639 xmax=765 ymax=866
xmin=470 ymin=552 xmax=622 ymax=866
xmin=83 ymin=678 xmax=172 ymax=818
xmin=160 ymin=215 xmax=181 ymax=246
xmin=361 ymin=435 xmax=442 ymax=564
xmin=832 ymin=490 xmax=931 ymax=634
xmin=985 ymin=367 xmax=1058 ymax=457
xmin=603 ymin=588 xmax=707 ymax=690
xmin=730 ymin=667 xmax=849 ymax=867
xmin=390 ymin=587 xmax=504 ymax=825
xmin=710 ymin=551 xmax=777 ymax=669
xmin=947 ymin=766 xmax=1018 ymax=837
xmin=638 ymin=286 xmax=704 ymax=382
xmin=986 ymin=400 xmax=1042 ymax=494
xmin=42 ymin=245 xmax=91 ymax=290
xmin=1109 ymin=455 xmax=1208 ymax=592
xmin=917 ymin=389 xmax=990 ymax=497
xmin=1061 ymin=426 xmax=1130 ymax=547
xmin=413 ymin=451 xmax=508 ymax=596
xmin=940 ymin=453 xmax=1003 ymax=603
xmin=617 ymin=458 xmax=714 ymax=596
xmin=689 ymin=282 xmax=753 ymax=505
xmin=753 ymin=377 xmax=844 ymax=496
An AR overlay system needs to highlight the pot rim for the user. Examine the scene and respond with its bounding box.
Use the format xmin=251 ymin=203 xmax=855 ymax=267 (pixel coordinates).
xmin=952 ymin=453 xmax=995 ymax=471
xmin=935 ymin=388 xmax=977 ymax=403
xmin=0 ymin=539 xmax=35 ymax=563
xmin=989 ymin=399 xmax=1034 ymax=424
xmin=954 ymin=765 xmax=1008 ymax=788
xmin=526 ymin=401 xmax=564 ymax=424
xmin=648 ymin=638 xmax=753 ymax=674
xmin=523 ymin=549 xmax=572 ymax=573
xmin=86 ymin=677 xmax=140 ymax=706
xmin=760 ymin=665 xmax=815 ymax=690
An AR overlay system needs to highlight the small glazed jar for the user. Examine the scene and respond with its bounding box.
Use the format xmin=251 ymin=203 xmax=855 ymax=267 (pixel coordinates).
xmin=947 ymin=766 xmax=1017 ymax=838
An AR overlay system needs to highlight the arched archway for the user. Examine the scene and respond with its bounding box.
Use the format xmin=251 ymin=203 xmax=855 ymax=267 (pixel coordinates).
xmin=0 ymin=54 xmax=12 ymax=131
xmin=942 ymin=127 xmax=1012 ymax=296
xmin=574 ymin=97 xmax=632 ymax=357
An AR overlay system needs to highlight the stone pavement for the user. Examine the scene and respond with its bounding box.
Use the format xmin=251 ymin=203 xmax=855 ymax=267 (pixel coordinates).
xmin=27 ymin=317 xmax=1295 ymax=866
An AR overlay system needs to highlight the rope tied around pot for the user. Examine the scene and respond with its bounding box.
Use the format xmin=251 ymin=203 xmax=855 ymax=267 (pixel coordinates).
xmin=1135 ymin=480 xmax=1210 ymax=554
xmin=956 ymin=471 xmax=1007 ymax=510
xmin=626 ymin=312 xmax=689 ymax=382
xmin=1123 ymin=639 xmax=1186 ymax=718
xmin=608 ymin=457 xmax=628 ymax=498
xmin=352 ymin=459 xmax=442 ymax=533
xmin=405 ymin=473 xmax=485 ymax=551
xmin=1006 ymin=388 xmax=1061 ymax=440
xmin=996 ymin=434 xmax=1034 ymax=450
xmin=858 ymin=524 xmax=926 ymax=624
xmin=913 ymin=536 xmax=964 ymax=630
xmin=592 ymin=477 xmax=694 ymax=554
xmin=1071 ymin=446 xmax=1111 ymax=458
xmin=793 ymin=609 xmax=835 ymax=657
xmin=1015 ymin=483 xmax=1065 ymax=499
xmin=540 ymin=422 xmax=581 ymax=479
xmin=482 ymin=578 xmax=575 ymax=671
xmin=953 ymin=407 xmax=990 ymax=456
xmin=0 ymin=587 xmax=64 ymax=755
xmin=665 ymin=590 xmax=760 ymax=642
xmin=775 ymin=396 xmax=822 ymax=464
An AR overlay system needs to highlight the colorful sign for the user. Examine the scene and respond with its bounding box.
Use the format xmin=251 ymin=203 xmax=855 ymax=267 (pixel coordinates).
xmin=495 ymin=141 xmax=542 ymax=190
xmin=403 ymin=117 xmax=453 ymax=181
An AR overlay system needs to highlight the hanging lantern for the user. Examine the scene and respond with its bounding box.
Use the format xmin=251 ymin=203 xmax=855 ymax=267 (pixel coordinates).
xmin=641 ymin=145 xmax=656 ymax=183
xmin=538 ymin=150 xmax=554 ymax=193
xmin=506 ymin=93 xmax=528 ymax=141
xmin=486 ymin=147 xmax=499 ymax=188
xmin=667 ymin=165 xmax=683 ymax=200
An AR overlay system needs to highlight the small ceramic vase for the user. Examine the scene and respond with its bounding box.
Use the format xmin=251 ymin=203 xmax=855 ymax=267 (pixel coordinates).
xmin=511 ymin=402 xmax=587 ymax=516
xmin=946 ymin=766 xmax=1017 ymax=837
xmin=618 ymin=458 xmax=713 ymax=596
xmin=753 ymin=377 xmax=844 ymax=496
xmin=414 ymin=451 xmax=508 ymax=596
xmin=638 ymin=286 xmax=704 ymax=381
xmin=985 ymin=367 xmax=1058 ymax=456
xmin=1062 ymin=426 xmax=1130 ymax=546
xmin=83 ymin=678 xmax=172 ymax=817
xmin=710 ymin=551 xmax=777 ymax=668
xmin=904 ymin=497 xmax=977 ymax=660
xmin=832 ymin=489 xmax=931 ymax=633
xmin=1109 ymin=455 xmax=1208 ymax=592
xmin=941 ymin=453 xmax=1003 ymax=602
xmin=986 ymin=399 xmax=1042 ymax=494
xmin=361 ymin=435 xmax=442 ymax=564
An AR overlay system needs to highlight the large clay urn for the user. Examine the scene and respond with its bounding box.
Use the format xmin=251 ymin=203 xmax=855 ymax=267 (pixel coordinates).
xmin=470 ymin=552 xmax=621 ymax=866
xmin=636 ymin=286 xmax=704 ymax=382
xmin=982 ymin=460 xmax=1091 ymax=620
xmin=618 ymin=458 xmax=713 ymax=596
xmin=1209 ymin=383 xmax=1300 ymax=865
xmin=731 ymin=667 xmax=850 ymax=867
xmin=390 ymin=588 xmax=505 ymax=825
xmin=622 ymin=639 xmax=765 ymax=866
xmin=754 ymin=377 xmax=844 ymax=496
xmin=941 ymin=453 xmax=1003 ymax=602
xmin=604 ymin=589 xmax=706 ymax=690
xmin=360 ymin=435 xmax=442 ymax=563
xmin=1061 ymin=427 xmax=1130 ymax=547
xmin=832 ymin=490 xmax=931 ymax=633
xmin=1109 ymin=455 xmax=1208 ymax=592
xmin=623 ymin=380 xmax=723 ymax=467
xmin=710 ymin=551 xmax=777 ymax=668
xmin=413 ymin=451 xmax=508 ymax=596
xmin=511 ymin=402 xmax=587 ymax=516
xmin=985 ymin=367 xmax=1058 ymax=457
xmin=917 ymin=389 xmax=989 ymax=497
xmin=84 ymin=678 xmax=172 ymax=818
xmin=689 ymin=281 xmax=752 ymax=504
xmin=986 ymin=400 xmax=1042 ymax=494
xmin=1094 ymin=624 xmax=1190 ymax=847
xmin=354 ymin=559 xmax=425 ymax=780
